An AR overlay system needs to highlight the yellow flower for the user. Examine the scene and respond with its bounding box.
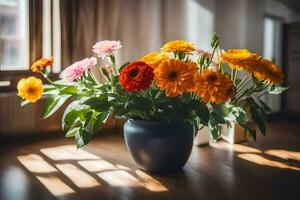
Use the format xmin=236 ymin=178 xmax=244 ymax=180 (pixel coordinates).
xmin=31 ymin=57 xmax=53 ymax=73
xmin=161 ymin=40 xmax=195 ymax=54
xmin=140 ymin=52 xmax=169 ymax=68
xmin=221 ymin=49 xmax=284 ymax=84
xmin=154 ymin=59 xmax=197 ymax=97
xmin=220 ymin=49 xmax=260 ymax=72
xmin=254 ymin=59 xmax=284 ymax=84
xmin=17 ymin=76 xmax=43 ymax=103
xmin=193 ymin=69 xmax=234 ymax=104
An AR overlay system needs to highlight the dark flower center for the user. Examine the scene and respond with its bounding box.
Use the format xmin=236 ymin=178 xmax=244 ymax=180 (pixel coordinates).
xmin=27 ymin=87 xmax=36 ymax=94
xmin=129 ymin=69 xmax=139 ymax=78
xmin=169 ymin=71 xmax=178 ymax=81
xmin=207 ymin=74 xmax=217 ymax=83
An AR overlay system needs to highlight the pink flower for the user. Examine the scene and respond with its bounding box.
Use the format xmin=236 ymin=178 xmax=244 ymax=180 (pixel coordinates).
xmin=81 ymin=57 xmax=97 ymax=71
xmin=61 ymin=57 xmax=97 ymax=82
xmin=92 ymin=40 xmax=122 ymax=59
xmin=195 ymin=49 xmax=211 ymax=58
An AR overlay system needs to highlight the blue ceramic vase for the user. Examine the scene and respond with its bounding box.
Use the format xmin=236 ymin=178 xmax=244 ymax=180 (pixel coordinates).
xmin=124 ymin=119 xmax=194 ymax=174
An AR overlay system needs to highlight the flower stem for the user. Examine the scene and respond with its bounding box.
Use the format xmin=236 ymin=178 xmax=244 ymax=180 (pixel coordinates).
xmin=236 ymin=74 xmax=247 ymax=88
xmin=109 ymin=54 xmax=119 ymax=75
xmin=237 ymin=77 xmax=252 ymax=93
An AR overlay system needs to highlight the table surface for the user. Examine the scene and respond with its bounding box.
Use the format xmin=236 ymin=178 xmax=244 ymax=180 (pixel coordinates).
xmin=0 ymin=121 xmax=299 ymax=200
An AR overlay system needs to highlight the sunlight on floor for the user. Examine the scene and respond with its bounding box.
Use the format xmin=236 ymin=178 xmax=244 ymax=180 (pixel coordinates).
xmin=78 ymin=160 xmax=117 ymax=172
xmin=135 ymin=170 xmax=168 ymax=192
xmin=211 ymin=141 xmax=262 ymax=153
xmin=40 ymin=145 xmax=100 ymax=160
xmin=210 ymin=141 xmax=300 ymax=171
xmin=238 ymin=153 xmax=300 ymax=171
xmin=98 ymin=170 xmax=141 ymax=187
xmin=36 ymin=176 xmax=76 ymax=196
xmin=265 ymin=150 xmax=300 ymax=162
xmin=56 ymin=163 xmax=100 ymax=188
xmin=17 ymin=143 xmax=300 ymax=198
xmin=18 ymin=145 xmax=169 ymax=198
xmin=17 ymin=154 xmax=58 ymax=173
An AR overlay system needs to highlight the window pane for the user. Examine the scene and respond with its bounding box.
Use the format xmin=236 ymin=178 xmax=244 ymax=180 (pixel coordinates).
xmin=0 ymin=0 xmax=29 ymax=70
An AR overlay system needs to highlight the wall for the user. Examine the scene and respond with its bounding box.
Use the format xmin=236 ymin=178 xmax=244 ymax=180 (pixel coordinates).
xmin=1 ymin=0 xmax=299 ymax=135
xmin=214 ymin=0 xmax=300 ymax=112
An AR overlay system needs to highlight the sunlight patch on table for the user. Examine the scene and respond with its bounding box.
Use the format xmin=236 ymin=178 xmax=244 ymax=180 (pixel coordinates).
xmin=36 ymin=175 xmax=76 ymax=196
xmin=18 ymin=154 xmax=57 ymax=173
xmin=135 ymin=170 xmax=168 ymax=192
xmin=56 ymin=163 xmax=100 ymax=188
xmin=115 ymin=164 xmax=131 ymax=171
xmin=41 ymin=145 xmax=100 ymax=160
xmin=265 ymin=149 xmax=300 ymax=162
xmin=78 ymin=160 xmax=117 ymax=172
xmin=211 ymin=141 xmax=262 ymax=153
xmin=238 ymin=153 xmax=300 ymax=171
xmin=97 ymin=170 xmax=141 ymax=187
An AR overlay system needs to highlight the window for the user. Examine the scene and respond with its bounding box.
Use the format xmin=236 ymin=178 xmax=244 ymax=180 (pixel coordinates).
xmin=0 ymin=0 xmax=29 ymax=70
xmin=263 ymin=16 xmax=282 ymax=65
xmin=262 ymin=16 xmax=283 ymax=113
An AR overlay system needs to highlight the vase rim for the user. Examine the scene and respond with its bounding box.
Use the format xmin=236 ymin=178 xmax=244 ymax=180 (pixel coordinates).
xmin=126 ymin=118 xmax=187 ymax=125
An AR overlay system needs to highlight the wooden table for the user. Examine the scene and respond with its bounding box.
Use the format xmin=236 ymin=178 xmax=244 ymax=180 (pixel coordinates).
xmin=0 ymin=121 xmax=299 ymax=200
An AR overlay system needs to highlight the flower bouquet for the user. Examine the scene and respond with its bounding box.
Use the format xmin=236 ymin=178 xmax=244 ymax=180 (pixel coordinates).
xmin=17 ymin=33 xmax=287 ymax=172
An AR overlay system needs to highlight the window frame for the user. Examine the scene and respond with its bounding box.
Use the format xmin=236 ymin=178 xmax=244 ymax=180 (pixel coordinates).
xmin=0 ymin=0 xmax=46 ymax=92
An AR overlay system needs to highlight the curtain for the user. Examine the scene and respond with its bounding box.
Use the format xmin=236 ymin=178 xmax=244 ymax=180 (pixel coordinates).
xmin=59 ymin=0 xmax=189 ymax=69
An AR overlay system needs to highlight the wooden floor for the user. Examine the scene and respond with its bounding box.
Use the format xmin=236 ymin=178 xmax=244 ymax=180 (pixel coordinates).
xmin=0 ymin=121 xmax=300 ymax=200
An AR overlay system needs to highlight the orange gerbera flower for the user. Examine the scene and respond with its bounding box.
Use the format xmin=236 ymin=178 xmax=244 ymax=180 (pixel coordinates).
xmin=194 ymin=69 xmax=234 ymax=104
xmin=220 ymin=49 xmax=260 ymax=72
xmin=254 ymin=59 xmax=284 ymax=84
xmin=31 ymin=57 xmax=53 ymax=73
xmin=154 ymin=59 xmax=197 ymax=97
xmin=140 ymin=52 xmax=169 ymax=68
xmin=161 ymin=40 xmax=195 ymax=54
xmin=17 ymin=76 xmax=43 ymax=103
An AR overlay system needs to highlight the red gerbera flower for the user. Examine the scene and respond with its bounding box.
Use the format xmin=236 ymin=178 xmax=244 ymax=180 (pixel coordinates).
xmin=119 ymin=61 xmax=154 ymax=92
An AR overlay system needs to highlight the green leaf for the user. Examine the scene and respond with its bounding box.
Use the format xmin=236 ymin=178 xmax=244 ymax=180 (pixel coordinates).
xmin=210 ymin=111 xmax=226 ymax=126
xmin=232 ymin=107 xmax=248 ymax=125
xmin=250 ymin=105 xmax=266 ymax=135
xmin=258 ymin=99 xmax=272 ymax=112
xmin=21 ymin=100 xmax=30 ymax=107
xmin=75 ymin=129 xmax=91 ymax=148
xmin=62 ymin=100 xmax=89 ymax=129
xmin=42 ymin=95 xmax=70 ymax=119
xmin=267 ymin=85 xmax=288 ymax=94
xmin=59 ymin=85 xmax=78 ymax=95
xmin=83 ymin=96 xmax=110 ymax=112
xmin=66 ymin=127 xmax=80 ymax=138
xmin=52 ymin=80 xmax=70 ymax=89
xmin=212 ymin=103 xmax=231 ymax=118
xmin=85 ymin=112 xmax=109 ymax=134
xmin=208 ymin=122 xmax=220 ymax=142
xmin=190 ymin=100 xmax=209 ymax=125
xmin=43 ymin=84 xmax=59 ymax=95
xmin=240 ymin=122 xmax=256 ymax=140
xmin=157 ymin=106 xmax=175 ymax=121
xmin=125 ymin=96 xmax=153 ymax=119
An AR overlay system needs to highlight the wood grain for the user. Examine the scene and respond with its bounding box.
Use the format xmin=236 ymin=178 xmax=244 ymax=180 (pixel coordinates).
xmin=0 ymin=121 xmax=299 ymax=200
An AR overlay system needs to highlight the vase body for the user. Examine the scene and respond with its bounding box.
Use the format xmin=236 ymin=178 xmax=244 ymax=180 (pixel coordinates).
xmin=124 ymin=119 xmax=194 ymax=174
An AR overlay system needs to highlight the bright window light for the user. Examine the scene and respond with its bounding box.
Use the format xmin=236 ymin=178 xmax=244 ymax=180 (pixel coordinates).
xmin=17 ymin=154 xmax=58 ymax=173
xmin=0 ymin=0 xmax=29 ymax=70
xmin=56 ymin=163 xmax=100 ymax=188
